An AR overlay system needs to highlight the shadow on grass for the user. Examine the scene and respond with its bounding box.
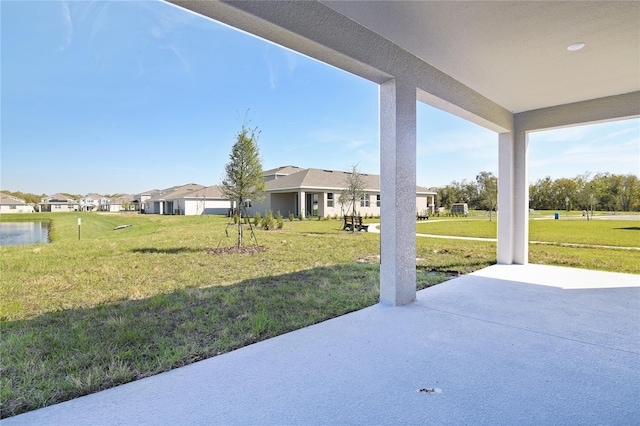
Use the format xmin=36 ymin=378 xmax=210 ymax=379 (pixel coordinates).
xmin=617 ymin=227 xmax=640 ymax=231
xmin=132 ymin=247 xmax=202 ymax=254
xmin=0 ymin=263 xmax=451 ymax=419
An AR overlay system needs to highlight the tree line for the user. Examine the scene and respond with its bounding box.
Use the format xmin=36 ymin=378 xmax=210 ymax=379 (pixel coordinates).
xmin=436 ymin=172 xmax=640 ymax=212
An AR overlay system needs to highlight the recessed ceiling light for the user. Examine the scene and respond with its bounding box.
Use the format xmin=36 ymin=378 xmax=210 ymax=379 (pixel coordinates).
xmin=567 ymin=42 xmax=586 ymax=51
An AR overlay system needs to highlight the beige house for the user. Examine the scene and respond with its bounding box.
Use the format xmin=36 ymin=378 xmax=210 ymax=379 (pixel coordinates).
xmin=142 ymin=184 xmax=231 ymax=215
xmin=248 ymin=166 xmax=435 ymax=219
xmin=144 ymin=184 xmax=205 ymax=215
xmin=0 ymin=194 xmax=33 ymax=213
xmin=38 ymin=194 xmax=78 ymax=212
xmin=100 ymin=195 xmax=135 ymax=212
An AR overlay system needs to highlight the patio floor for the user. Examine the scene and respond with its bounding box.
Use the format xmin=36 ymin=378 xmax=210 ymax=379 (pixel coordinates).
xmin=5 ymin=264 xmax=639 ymax=425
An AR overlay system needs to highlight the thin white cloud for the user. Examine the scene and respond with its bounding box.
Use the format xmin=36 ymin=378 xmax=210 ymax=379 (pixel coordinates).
xmin=90 ymin=2 xmax=110 ymax=41
xmin=263 ymin=45 xmax=299 ymax=90
xmin=417 ymin=129 xmax=496 ymax=156
xmin=529 ymin=125 xmax=591 ymax=142
xmin=169 ymin=45 xmax=191 ymax=75
xmin=59 ymin=1 xmax=72 ymax=51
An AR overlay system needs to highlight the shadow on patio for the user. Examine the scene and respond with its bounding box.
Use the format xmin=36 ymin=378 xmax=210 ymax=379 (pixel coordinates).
xmin=5 ymin=264 xmax=639 ymax=425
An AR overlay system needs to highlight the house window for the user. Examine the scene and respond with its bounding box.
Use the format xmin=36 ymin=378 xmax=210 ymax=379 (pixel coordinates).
xmin=54 ymin=205 xmax=61 ymax=209
xmin=360 ymin=194 xmax=370 ymax=207
xmin=9 ymin=205 xmax=16 ymax=210
xmin=244 ymin=200 xmax=252 ymax=208
xmin=327 ymin=193 xmax=334 ymax=207
xmin=376 ymin=194 xmax=381 ymax=207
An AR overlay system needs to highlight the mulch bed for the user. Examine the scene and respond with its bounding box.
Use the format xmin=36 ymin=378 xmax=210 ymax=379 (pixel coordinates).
xmin=207 ymin=246 xmax=267 ymax=255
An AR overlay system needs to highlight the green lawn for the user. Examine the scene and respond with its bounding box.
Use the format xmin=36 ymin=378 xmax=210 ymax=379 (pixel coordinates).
xmin=416 ymin=216 xmax=640 ymax=247
xmin=1 ymin=212 xmax=638 ymax=418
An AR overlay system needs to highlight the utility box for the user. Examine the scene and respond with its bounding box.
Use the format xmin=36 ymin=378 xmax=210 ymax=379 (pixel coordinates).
xmin=554 ymin=212 xmax=559 ymax=220
xmin=451 ymin=203 xmax=468 ymax=214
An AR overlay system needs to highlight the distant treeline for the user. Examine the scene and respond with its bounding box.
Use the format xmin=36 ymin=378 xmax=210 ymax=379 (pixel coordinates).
xmin=436 ymin=172 xmax=640 ymax=212
xmin=1 ymin=190 xmax=47 ymax=205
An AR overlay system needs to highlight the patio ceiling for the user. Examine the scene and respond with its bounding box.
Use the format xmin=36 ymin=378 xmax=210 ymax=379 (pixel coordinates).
xmin=169 ymin=0 xmax=640 ymax=131
xmin=322 ymin=1 xmax=640 ymax=114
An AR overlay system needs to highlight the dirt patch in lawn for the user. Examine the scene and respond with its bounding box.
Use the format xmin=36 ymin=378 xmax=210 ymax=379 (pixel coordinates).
xmin=208 ymin=246 xmax=267 ymax=255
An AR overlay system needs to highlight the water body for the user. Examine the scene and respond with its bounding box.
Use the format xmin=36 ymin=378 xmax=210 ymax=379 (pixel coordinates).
xmin=0 ymin=222 xmax=49 ymax=246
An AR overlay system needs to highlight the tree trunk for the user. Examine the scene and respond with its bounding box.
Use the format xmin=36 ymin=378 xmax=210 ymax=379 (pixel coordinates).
xmin=237 ymin=199 xmax=243 ymax=248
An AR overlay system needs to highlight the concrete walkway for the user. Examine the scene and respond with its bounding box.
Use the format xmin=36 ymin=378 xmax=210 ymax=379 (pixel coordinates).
xmin=369 ymin=222 xmax=640 ymax=250
xmin=5 ymin=264 xmax=639 ymax=425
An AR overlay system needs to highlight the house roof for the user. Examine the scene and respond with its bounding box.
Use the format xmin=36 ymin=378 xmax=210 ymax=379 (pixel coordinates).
xmin=0 ymin=193 xmax=26 ymax=205
xmin=109 ymin=195 xmax=134 ymax=204
xmin=41 ymin=194 xmax=76 ymax=203
xmin=83 ymin=193 xmax=104 ymax=199
xmin=266 ymin=168 xmax=435 ymax=194
xmin=146 ymin=184 xmax=206 ymax=202
xmin=186 ymin=185 xmax=226 ymax=199
xmin=263 ymin=165 xmax=304 ymax=177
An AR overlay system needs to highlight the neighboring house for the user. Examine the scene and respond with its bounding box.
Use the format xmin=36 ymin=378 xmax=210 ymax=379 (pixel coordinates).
xmin=181 ymin=185 xmax=232 ymax=216
xmin=247 ymin=166 xmax=436 ymax=219
xmin=0 ymin=194 xmax=34 ymax=213
xmin=78 ymin=193 xmax=108 ymax=212
xmin=39 ymin=194 xmax=79 ymax=212
xmin=133 ymin=189 xmax=160 ymax=213
xmin=100 ymin=195 xmax=135 ymax=212
xmin=144 ymin=184 xmax=205 ymax=215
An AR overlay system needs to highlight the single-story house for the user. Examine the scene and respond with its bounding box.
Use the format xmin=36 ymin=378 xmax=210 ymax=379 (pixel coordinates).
xmin=181 ymin=185 xmax=232 ymax=216
xmin=144 ymin=184 xmax=205 ymax=215
xmin=247 ymin=166 xmax=436 ymax=219
xmin=38 ymin=194 xmax=79 ymax=212
xmin=100 ymin=195 xmax=135 ymax=212
xmin=143 ymin=184 xmax=231 ymax=216
xmin=0 ymin=194 xmax=34 ymax=213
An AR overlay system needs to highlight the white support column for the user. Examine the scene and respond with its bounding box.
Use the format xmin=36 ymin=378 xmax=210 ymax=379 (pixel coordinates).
xmin=497 ymin=128 xmax=529 ymax=265
xmin=298 ymin=191 xmax=305 ymax=219
xmin=513 ymin=128 xmax=529 ymax=264
xmin=497 ymin=132 xmax=514 ymax=264
xmin=380 ymin=79 xmax=417 ymax=306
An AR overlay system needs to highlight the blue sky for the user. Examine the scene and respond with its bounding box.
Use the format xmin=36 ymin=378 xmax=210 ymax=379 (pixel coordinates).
xmin=2 ymin=1 xmax=638 ymax=195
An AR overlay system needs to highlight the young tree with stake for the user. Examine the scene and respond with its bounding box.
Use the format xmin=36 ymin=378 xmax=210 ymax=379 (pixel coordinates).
xmin=220 ymin=122 xmax=266 ymax=247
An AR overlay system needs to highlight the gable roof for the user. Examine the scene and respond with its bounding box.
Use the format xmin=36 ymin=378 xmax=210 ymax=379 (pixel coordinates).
xmin=146 ymin=184 xmax=206 ymax=202
xmin=41 ymin=194 xmax=76 ymax=203
xmin=186 ymin=185 xmax=225 ymax=199
xmin=0 ymin=193 xmax=26 ymax=205
xmin=263 ymin=165 xmax=305 ymax=179
xmin=108 ymin=195 xmax=134 ymax=204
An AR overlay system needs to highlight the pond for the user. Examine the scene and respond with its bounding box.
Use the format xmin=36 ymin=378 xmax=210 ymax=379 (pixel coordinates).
xmin=0 ymin=222 xmax=50 ymax=246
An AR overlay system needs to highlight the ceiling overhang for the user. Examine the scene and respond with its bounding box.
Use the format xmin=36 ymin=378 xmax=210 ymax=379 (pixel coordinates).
xmin=168 ymin=0 xmax=640 ymax=133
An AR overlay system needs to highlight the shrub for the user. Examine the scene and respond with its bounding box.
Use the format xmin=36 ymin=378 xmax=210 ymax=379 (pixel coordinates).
xmin=233 ymin=213 xmax=239 ymax=224
xmin=261 ymin=210 xmax=275 ymax=230
xmin=288 ymin=212 xmax=294 ymax=222
xmin=276 ymin=211 xmax=284 ymax=229
xmin=253 ymin=212 xmax=262 ymax=226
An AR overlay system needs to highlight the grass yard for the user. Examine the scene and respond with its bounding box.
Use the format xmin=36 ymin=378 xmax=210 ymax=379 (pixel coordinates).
xmin=416 ymin=215 xmax=640 ymax=246
xmin=1 ymin=211 xmax=638 ymax=418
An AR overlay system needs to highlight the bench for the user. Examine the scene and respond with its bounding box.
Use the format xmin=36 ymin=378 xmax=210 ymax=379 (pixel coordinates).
xmin=343 ymin=215 xmax=368 ymax=232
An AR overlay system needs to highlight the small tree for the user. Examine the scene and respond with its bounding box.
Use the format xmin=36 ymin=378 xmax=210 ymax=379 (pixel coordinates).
xmin=220 ymin=122 xmax=266 ymax=247
xmin=476 ymin=171 xmax=498 ymax=221
xmin=339 ymin=164 xmax=366 ymax=232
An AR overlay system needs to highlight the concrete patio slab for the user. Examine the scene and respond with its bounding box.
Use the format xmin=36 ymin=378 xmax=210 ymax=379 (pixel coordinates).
xmin=5 ymin=264 xmax=639 ymax=425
